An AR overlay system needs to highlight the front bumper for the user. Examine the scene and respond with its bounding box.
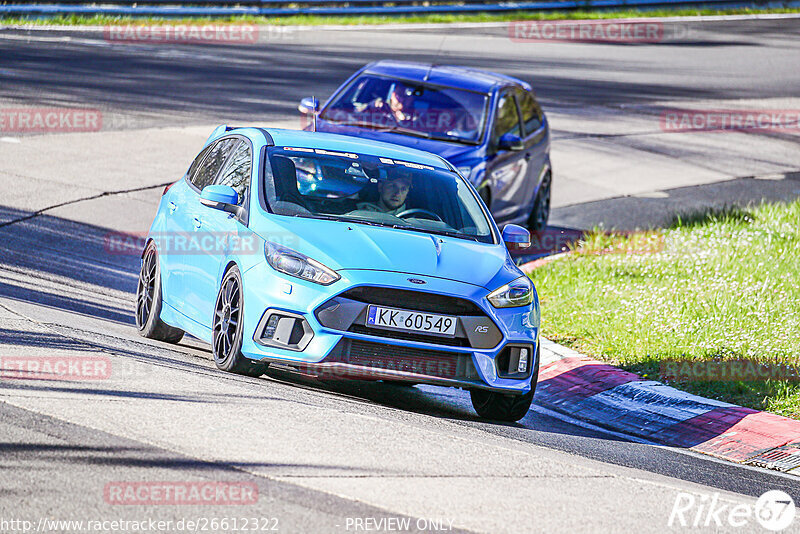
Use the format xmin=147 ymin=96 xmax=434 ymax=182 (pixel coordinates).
xmin=239 ymin=264 xmax=539 ymax=394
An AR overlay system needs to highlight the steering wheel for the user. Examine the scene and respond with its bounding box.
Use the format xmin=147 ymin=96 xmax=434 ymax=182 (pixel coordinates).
xmin=396 ymin=208 xmax=443 ymax=222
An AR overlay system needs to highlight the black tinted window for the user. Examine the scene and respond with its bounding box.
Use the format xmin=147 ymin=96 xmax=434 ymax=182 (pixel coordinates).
xmin=491 ymin=92 xmax=521 ymax=148
xmin=264 ymin=147 xmax=494 ymax=244
xmin=215 ymin=140 xmax=252 ymax=204
xmin=186 ymin=145 xmax=213 ymax=182
xmin=321 ymin=75 xmax=489 ymax=144
xmin=518 ymin=90 xmax=543 ymax=135
xmin=191 ymin=138 xmax=238 ymax=190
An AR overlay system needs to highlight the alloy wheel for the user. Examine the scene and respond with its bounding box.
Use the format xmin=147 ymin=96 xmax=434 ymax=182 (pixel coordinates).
xmin=531 ymin=176 xmax=551 ymax=231
xmin=136 ymin=248 xmax=157 ymax=329
xmin=213 ymin=275 xmax=241 ymax=361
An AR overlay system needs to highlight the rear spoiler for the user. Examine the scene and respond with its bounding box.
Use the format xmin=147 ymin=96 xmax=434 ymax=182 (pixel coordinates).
xmin=203 ymin=125 xmax=274 ymax=146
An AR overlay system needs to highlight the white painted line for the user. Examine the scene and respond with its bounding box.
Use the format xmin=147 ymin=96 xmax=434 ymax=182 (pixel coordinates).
xmin=606 ymin=380 xmax=736 ymax=410
xmin=0 ymin=137 xmax=21 ymax=143
xmin=529 ymin=402 xmax=660 ymax=445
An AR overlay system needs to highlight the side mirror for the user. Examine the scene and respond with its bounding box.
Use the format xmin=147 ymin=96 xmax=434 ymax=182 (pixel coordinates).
xmin=200 ymin=184 xmax=238 ymax=207
xmin=498 ymin=133 xmax=524 ymax=151
xmin=200 ymin=185 xmax=247 ymax=222
xmin=502 ymin=224 xmax=530 ymax=251
xmin=201 ymin=185 xmax=248 ymax=221
xmin=298 ymin=97 xmax=320 ymax=115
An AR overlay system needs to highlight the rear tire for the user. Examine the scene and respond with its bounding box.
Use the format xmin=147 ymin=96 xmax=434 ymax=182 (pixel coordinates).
xmin=212 ymin=265 xmax=269 ymax=378
xmin=527 ymin=173 xmax=551 ymax=232
xmin=470 ymin=345 xmax=540 ymax=422
xmin=478 ymin=187 xmax=491 ymax=210
xmin=136 ymin=242 xmax=184 ymax=343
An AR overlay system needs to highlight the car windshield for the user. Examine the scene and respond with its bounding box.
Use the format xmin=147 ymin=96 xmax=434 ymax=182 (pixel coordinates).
xmin=320 ymin=75 xmax=488 ymax=144
xmin=263 ymin=147 xmax=495 ymax=244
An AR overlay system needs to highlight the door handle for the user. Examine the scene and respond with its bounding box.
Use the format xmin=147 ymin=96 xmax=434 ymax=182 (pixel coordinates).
xmin=193 ymin=217 xmax=202 ymax=230
xmin=168 ymin=201 xmax=178 ymax=213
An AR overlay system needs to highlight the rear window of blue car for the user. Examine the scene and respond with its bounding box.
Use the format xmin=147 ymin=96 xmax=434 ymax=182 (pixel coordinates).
xmin=262 ymin=147 xmax=495 ymax=244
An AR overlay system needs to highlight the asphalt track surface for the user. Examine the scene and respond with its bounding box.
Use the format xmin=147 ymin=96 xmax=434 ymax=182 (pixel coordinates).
xmin=1 ymin=17 xmax=800 ymax=533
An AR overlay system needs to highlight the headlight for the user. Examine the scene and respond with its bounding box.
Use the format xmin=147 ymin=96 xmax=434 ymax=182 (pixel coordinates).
xmin=487 ymin=276 xmax=533 ymax=308
xmin=456 ymin=166 xmax=472 ymax=179
xmin=264 ymin=242 xmax=340 ymax=285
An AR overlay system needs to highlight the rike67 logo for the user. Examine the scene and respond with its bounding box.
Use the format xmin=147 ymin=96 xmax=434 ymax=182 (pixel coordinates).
xmin=669 ymin=490 xmax=795 ymax=531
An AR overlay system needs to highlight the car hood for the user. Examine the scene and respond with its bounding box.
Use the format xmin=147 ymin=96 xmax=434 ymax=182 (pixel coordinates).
xmin=252 ymin=216 xmax=518 ymax=290
xmin=313 ymin=121 xmax=479 ymax=163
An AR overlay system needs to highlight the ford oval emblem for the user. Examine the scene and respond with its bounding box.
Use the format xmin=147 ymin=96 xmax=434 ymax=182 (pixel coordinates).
xmin=408 ymin=278 xmax=426 ymax=285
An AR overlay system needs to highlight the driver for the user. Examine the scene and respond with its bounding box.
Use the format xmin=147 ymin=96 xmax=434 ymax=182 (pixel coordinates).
xmin=356 ymin=170 xmax=412 ymax=216
xmin=361 ymin=83 xmax=416 ymax=124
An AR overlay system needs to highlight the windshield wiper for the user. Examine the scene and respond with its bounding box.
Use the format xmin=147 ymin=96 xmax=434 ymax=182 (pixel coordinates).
xmin=426 ymin=133 xmax=480 ymax=146
xmin=298 ymin=213 xmax=388 ymax=228
xmin=381 ymin=126 xmax=432 ymax=139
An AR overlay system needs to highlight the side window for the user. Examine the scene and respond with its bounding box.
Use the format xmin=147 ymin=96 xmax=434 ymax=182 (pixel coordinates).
xmin=215 ymin=140 xmax=252 ymax=205
xmin=491 ymin=91 xmax=522 ymax=149
xmin=186 ymin=145 xmax=213 ymax=182
xmin=190 ymin=138 xmax=238 ymax=191
xmin=518 ymin=90 xmax=543 ymax=135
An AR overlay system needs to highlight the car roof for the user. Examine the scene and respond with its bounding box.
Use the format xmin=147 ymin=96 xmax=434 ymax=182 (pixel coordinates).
xmin=259 ymin=128 xmax=453 ymax=170
xmin=362 ymin=60 xmax=532 ymax=93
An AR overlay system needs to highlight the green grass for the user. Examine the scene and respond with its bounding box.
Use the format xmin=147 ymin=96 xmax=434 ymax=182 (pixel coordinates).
xmin=530 ymin=201 xmax=800 ymax=418
xmin=1 ymin=7 xmax=799 ymax=26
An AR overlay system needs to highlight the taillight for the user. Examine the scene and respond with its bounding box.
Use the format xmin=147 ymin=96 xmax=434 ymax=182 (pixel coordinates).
xmin=162 ymin=181 xmax=177 ymax=196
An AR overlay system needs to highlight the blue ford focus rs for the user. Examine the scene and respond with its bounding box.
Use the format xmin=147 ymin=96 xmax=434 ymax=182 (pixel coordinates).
xmin=136 ymin=126 xmax=540 ymax=421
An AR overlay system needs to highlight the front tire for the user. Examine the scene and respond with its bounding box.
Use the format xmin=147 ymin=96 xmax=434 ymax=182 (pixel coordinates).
xmin=470 ymin=346 xmax=540 ymax=422
xmin=212 ymin=265 xmax=269 ymax=378
xmin=136 ymin=242 xmax=184 ymax=343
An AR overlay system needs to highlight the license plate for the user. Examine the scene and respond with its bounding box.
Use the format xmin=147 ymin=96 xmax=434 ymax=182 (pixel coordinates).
xmin=366 ymin=305 xmax=457 ymax=337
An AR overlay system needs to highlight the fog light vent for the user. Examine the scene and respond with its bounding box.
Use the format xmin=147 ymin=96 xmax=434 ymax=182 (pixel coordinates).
xmin=496 ymin=345 xmax=534 ymax=379
xmin=263 ymin=315 xmax=281 ymax=340
xmin=255 ymin=310 xmax=314 ymax=351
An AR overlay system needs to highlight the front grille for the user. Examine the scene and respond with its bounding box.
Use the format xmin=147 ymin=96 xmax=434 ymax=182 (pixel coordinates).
xmin=348 ymin=324 xmax=469 ymax=347
xmin=322 ymin=339 xmax=477 ymax=381
xmin=348 ymin=340 xmax=463 ymax=379
xmin=340 ymin=286 xmax=484 ymax=316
